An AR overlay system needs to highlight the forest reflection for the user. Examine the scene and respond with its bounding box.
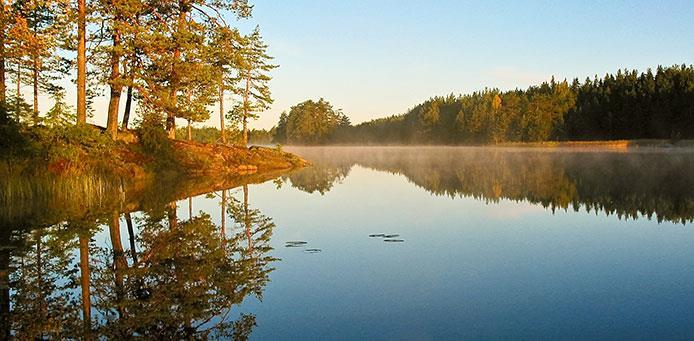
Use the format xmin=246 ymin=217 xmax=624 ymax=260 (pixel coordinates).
xmin=284 ymin=147 xmax=694 ymax=224
xmin=0 ymin=182 xmax=274 ymax=339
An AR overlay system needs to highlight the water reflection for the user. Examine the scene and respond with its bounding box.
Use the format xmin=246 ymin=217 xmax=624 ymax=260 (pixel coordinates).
xmin=284 ymin=147 xmax=694 ymax=223
xmin=2 ymin=146 xmax=694 ymax=338
xmin=0 ymin=178 xmax=277 ymax=339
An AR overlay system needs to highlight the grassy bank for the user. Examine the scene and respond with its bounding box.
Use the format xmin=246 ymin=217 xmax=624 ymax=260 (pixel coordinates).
xmin=0 ymin=124 xmax=307 ymax=227
xmin=1 ymin=124 xmax=307 ymax=180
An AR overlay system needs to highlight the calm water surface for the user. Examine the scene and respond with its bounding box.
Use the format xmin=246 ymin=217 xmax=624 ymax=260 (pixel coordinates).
xmin=2 ymin=146 xmax=694 ymax=339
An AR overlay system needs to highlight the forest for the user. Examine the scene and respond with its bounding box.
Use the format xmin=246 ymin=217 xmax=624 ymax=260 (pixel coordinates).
xmin=0 ymin=0 xmax=275 ymax=157
xmin=0 ymin=0 xmax=309 ymax=181
xmin=273 ymin=65 xmax=694 ymax=145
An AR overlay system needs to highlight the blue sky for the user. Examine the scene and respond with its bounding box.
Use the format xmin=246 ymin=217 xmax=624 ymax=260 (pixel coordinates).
xmin=41 ymin=0 xmax=694 ymax=129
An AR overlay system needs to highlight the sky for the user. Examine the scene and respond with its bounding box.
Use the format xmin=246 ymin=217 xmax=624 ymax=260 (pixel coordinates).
xmin=29 ymin=0 xmax=694 ymax=129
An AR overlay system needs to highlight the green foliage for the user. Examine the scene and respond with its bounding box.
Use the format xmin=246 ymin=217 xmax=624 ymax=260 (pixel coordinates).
xmin=136 ymin=113 xmax=176 ymax=169
xmin=0 ymin=103 xmax=30 ymax=158
xmin=4 ymin=95 xmax=33 ymax=124
xmin=32 ymin=125 xmax=117 ymax=169
xmin=292 ymin=65 xmax=694 ymax=145
xmin=43 ymin=90 xmax=75 ymax=127
xmin=176 ymin=126 xmax=223 ymax=143
xmin=274 ymin=98 xmax=351 ymax=144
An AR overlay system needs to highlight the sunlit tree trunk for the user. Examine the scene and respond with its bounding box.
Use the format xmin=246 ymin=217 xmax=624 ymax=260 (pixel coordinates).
xmin=219 ymin=81 xmax=225 ymax=143
xmin=167 ymin=3 xmax=188 ymax=139
xmin=15 ymin=64 xmax=19 ymax=99
xmin=106 ymin=29 xmax=122 ymax=139
xmin=79 ymin=235 xmax=91 ymax=338
xmin=188 ymin=196 xmax=192 ymax=220
xmin=0 ymin=2 xmax=5 ymax=106
xmin=122 ymin=84 xmax=133 ymax=129
xmin=167 ymin=202 xmax=178 ymax=230
xmin=31 ymin=16 xmax=39 ymax=124
xmin=242 ymin=75 xmax=250 ymax=146
xmin=76 ymin=0 xmax=87 ymax=124
xmin=32 ymin=59 xmax=38 ymax=123
xmin=185 ymin=89 xmax=193 ymax=141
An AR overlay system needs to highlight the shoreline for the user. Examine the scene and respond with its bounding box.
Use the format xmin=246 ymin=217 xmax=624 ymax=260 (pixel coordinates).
xmin=279 ymin=139 xmax=694 ymax=149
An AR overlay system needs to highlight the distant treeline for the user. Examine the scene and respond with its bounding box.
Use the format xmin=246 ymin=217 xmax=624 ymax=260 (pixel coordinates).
xmin=273 ymin=65 xmax=694 ymax=145
xmin=176 ymin=126 xmax=275 ymax=145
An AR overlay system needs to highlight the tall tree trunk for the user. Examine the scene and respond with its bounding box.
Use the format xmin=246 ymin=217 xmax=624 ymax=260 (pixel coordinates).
xmin=219 ymin=81 xmax=225 ymax=143
xmin=122 ymin=85 xmax=132 ymax=129
xmin=188 ymin=196 xmax=192 ymax=219
xmin=167 ymin=4 xmax=187 ymax=139
xmin=0 ymin=2 xmax=5 ymax=106
xmin=242 ymin=75 xmax=250 ymax=146
xmin=15 ymin=64 xmax=19 ymax=99
xmin=32 ymin=59 xmax=38 ymax=123
xmin=14 ymin=64 xmax=19 ymax=119
xmin=106 ymin=31 xmax=122 ymax=139
xmin=166 ymin=89 xmax=177 ymax=138
xmin=167 ymin=201 xmax=177 ymax=230
xmin=79 ymin=235 xmax=91 ymax=338
xmin=185 ymin=89 xmax=192 ymax=140
xmin=31 ymin=15 xmax=39 ymax=124
xmin=76 ymin=0 xmax=87 ymax=124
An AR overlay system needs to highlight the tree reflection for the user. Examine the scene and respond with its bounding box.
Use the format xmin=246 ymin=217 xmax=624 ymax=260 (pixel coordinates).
xmin=226 ymin=185 xmax=276 ymax=296
xmin=287 ymin=147 xmax=694 ymax=223
xmin=283 ymin=163 xmax=351 ymax=195
xmin=0 ymin=182 xmax=278 ymax=339
xmin=7 ymin=224 xmax=84 ymax=339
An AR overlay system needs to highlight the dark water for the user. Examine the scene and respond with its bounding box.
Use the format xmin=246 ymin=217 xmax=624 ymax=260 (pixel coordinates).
xmin=1 ymin=146 xmax=694 ymax=339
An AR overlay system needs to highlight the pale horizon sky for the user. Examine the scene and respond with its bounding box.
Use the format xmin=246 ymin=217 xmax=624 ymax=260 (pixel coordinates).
xmin=24 ymin=0 xmax=694 ymax=130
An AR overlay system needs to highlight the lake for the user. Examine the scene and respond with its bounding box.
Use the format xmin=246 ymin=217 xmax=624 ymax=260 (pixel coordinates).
xmin=1 ymin=146 xmax=694 ymax=339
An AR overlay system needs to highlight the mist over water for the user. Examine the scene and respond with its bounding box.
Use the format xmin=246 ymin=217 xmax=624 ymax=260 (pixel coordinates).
xmin=2 ymin=146 xmax=694 ymax=339
xmin=285 ymin=146 xmax=694 ymax=224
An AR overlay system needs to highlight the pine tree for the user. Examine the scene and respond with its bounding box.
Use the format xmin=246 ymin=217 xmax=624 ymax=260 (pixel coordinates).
xmin=8 ymin=0 xmax=68 ymax=124
xmin=210 ymin=25 xmax=243 ymax=144
xmin=44 ymin=89 xmax=73 ymax=126
xmin=231 ymin=26 xmax=277 ymax=146
xmin=76 ymin=0 xmax=86 ymax=124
